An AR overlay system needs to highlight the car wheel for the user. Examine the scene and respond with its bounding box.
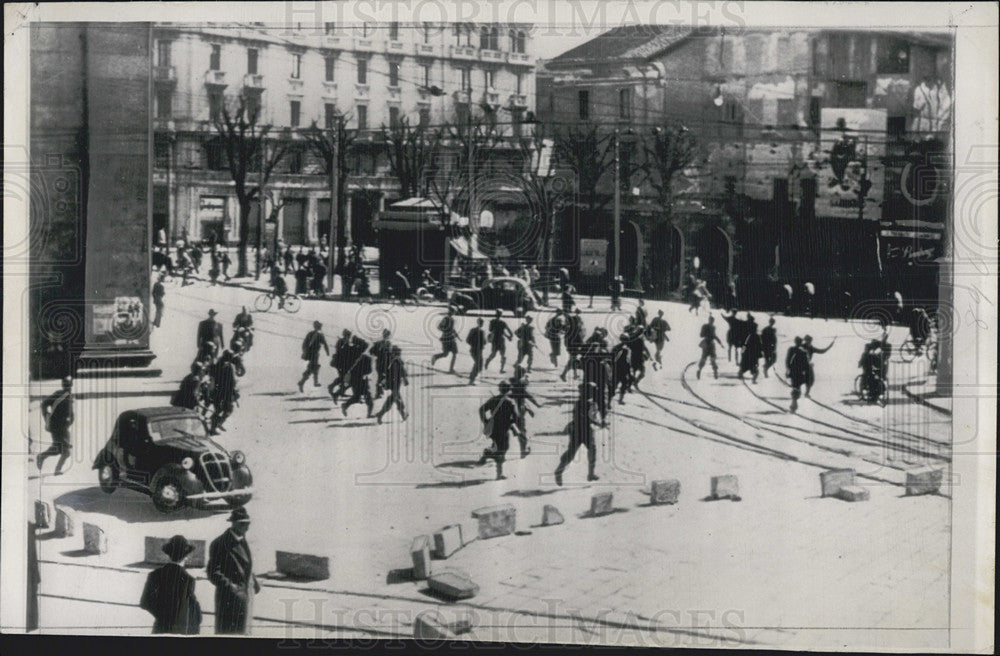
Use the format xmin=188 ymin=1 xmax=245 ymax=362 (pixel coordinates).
xmin=152 ymin=477 xmax=186 ymax=513
xmin=98 ymin=463 xmax=119 ymax=494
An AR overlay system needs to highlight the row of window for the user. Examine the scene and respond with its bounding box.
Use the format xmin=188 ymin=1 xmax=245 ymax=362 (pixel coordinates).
xmin=317 ymin=22 xmax=528 ymax=53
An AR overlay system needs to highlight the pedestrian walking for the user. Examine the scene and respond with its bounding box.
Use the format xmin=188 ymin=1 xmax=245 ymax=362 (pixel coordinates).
xmin=580 ymin=332 xmax=612 ymax=423
xmin=311 ymin=260 xmax=327 ymax=297
xmin=282 ymin=246 xmax=294 ymax=273
xmin=297 ymin=321 xmax=330 ymax=392
xmin=210 ymin=351 xmax=238 ymax=434
xmin=801 ymin=334 xmax=836 ymax=397
xmin=140 ymin=535 xmax=202 ymax=635
xmin=152 ymin=273 xmax=166 ymax=328
xmin=341 ymin=337 xmax=374 ymax=417
xmin=220 ymin=249 xmax=231 ymax=281
xmin=207 ymin=507 xmax=259 ymax=635
xmin=610 ymin=275 xmax=624 ymax=311
xmin=37 ymin=376 xmax=74 ymax=476
xmin=738 ymin=315 xmax=763 ymax=383
xmin=786 ymin=336 xmax=810 ymax=412
xmin=513 ymin=316 xmax=536 ymax=372
xmin=294 ymin=265 xmax=310 ymax=297
xmin=430 ymin=308 xmax=459 ymax=373
xmin=553 ymin=386 xmax=600 ymax=485
xmin=544 ymin=310 xmax=566 ymax=367
xmin=476 ymin=380 xmax=521 ymax=480
xmin=375 ymin=346 xmax=409 ymax=423
xmin=696 ymin=315 xmax=723 ymax=380
xmin=760 ymin=317 xmax=778 ymax=377
xmin=634 ymin=298 xmax=648 ymax=329
xmin=327 ymin=329 xmax=352 ymax=401
xmin=196 ymin=309 xmax=225 ymax=357
xmin=508 ymin=365 xmax=539 ymax=458
xmin=646 ymin=309 xmax=670 ymax=369
xmin=484 ymin=310 xmax=513 ymax=373
xmin=560 ymin=308 xmax=585 ymax=382
xmin=560 ymin=282 xmax=576 ymax=314
xmin=611 ymin=334 xmax=633 ymax=404
xmin=466 ymin=318 xmax=487 ymax=385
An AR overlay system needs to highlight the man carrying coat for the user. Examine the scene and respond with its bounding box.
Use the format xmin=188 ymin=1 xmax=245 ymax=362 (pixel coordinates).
xmin=140 ymin=535 xmax=202 ymax=634
xmin=208 ymin=507 xmax=259 ymax=635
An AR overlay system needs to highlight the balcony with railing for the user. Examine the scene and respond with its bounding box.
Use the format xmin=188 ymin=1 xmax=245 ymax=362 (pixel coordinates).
xmin=480 ymin=49 xmax=505 ymax=63
xmin=509 ymin=93 xmax=528 ymax=108
xmin=387 ymin=40 xmax=406 ymax=53
xmin=449 ymin=45 xmax=478 ymax=60
xmin=204 ymin=70 xmax=227 ymax=87
xmin=507 ymin=52 xmax=534 ymax=66
xmin=154 ymin=65 xmax=177 ymax=85
xmin=355 ymin=37 xmax=376 ymax=52
xmin=324 ymin=34 xmax=348 ymax=49
xmin=414 ymin=42 xmax=438 ymax=57
xmin=243 ymin=74 xmax=265 ymax=90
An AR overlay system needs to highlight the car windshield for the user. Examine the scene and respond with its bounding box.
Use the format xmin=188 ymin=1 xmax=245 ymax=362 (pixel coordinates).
xmin=148 ymin=416 xmax=207 ymax=442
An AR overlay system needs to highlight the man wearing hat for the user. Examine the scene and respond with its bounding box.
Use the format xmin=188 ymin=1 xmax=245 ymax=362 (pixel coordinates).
xmin=197 ymin=309 xmax=225 ymax=356
xmin=208 ymin=507 xmax=259 ymax=634
xmin=298 ymin=321 xmax=330 ymax=392
xmin=140 ymin=535 xmax=202 ymax=634
xmin=37 ymin=376 xmax=75 ymax=476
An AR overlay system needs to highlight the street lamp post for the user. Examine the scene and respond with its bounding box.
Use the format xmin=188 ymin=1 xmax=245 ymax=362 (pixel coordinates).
xmin=613 ymin=129 xmax=621 ymax=283
xmin=256 ymin=140 xmax=265 ymax=280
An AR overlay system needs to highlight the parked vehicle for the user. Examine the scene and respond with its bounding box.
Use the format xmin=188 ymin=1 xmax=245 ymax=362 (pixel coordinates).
xmin=448 ymin=277 xmax=543 ymax=315
xmin=93 ymin=407 xmax=253 ymax=513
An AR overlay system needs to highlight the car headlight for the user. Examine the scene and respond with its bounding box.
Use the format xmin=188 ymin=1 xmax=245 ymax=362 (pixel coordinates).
xmin=181 ymin=457 xmax=194 ymax=470
xmin=231 ymin=450 xmax=246 ymax=466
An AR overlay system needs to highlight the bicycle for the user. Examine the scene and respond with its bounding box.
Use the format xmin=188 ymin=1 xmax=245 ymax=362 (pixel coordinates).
xmin=253 ymin=290 xmax=301 ymax=313
xmin=899 ymin=333 xmax=937 ymax=364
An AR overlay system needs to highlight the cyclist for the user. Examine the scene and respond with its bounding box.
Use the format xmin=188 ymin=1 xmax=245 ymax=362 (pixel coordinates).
xmin=908 ymin=306 xmax=932 ymax=352
xmin=270 ymin=269 xmax=289 ymax=309
xmin=858 ymin=340 xmax=886 ymax=404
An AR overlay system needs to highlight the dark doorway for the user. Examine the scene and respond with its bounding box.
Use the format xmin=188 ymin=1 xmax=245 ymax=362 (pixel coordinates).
xmin=282 ymin=198 xmax=307 ymax=245
xmin=317 ymin=198 xmax=332 ymax=246
xmin=651 ymin=222 xmax=683 ymax=296
xmin=351 ymin=191 xmax=380 ymax=247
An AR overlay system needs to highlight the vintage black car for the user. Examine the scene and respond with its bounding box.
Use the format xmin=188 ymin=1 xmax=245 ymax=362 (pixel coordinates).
xmin=449 ymin=277 xmax=543 ymax=315
xmin=93 ymin=406 xmax=253 ymax=513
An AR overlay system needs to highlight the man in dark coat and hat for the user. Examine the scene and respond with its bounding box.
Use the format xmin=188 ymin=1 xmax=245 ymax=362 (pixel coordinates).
xmin=208 ymin=507 xmax=259 ymax=635
xmin=140 ymin=535 xmax=202 ymax=634
xmin=197 ymin=309 xmax=225 ymax=355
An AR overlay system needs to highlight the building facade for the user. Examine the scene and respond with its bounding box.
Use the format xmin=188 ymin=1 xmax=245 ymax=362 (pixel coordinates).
xmin=537 ymin=26 xmax=952 ymax=305
xmin=152 ymin=22 xmax=536 ymax=247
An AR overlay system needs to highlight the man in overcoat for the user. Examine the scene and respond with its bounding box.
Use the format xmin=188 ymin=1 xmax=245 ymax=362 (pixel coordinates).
xmin=140 ymin=535 xmax=202 ymax=634
xmin=208 ymin=507 xmax=259 ymax=635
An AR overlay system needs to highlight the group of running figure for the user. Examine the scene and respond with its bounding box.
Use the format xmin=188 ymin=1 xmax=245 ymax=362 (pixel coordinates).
xmin=426 ymin=298 xmax=672 ymax=482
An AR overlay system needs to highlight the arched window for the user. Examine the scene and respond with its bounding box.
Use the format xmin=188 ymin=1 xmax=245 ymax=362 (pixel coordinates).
xmin=480 ymin=25 xmax=490 ymax=49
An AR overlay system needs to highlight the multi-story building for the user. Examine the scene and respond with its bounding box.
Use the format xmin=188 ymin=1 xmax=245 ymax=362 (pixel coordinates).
xmin=537 ymin=26 xmax=952 ymax=305
xmin=152 ymin=22 xmax=536 ymax=246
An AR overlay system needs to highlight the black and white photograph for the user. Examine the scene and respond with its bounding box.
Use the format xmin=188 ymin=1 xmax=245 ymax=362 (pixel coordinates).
xmin=2 ymin=1 xmax=996 ymax=650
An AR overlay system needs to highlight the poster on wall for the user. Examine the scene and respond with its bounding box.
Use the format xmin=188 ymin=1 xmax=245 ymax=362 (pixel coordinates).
xmin=579 ymin=239 xmax=608 ymax=277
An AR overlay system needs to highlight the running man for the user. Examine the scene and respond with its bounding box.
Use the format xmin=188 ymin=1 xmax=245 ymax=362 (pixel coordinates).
xmin=646 ymin=309 xmax=671 ymax=370
xmin=370 ymin=329 xmax=393 ymax=399
xmin=696 ymin=315 xmax=724 ymax=380
xmin=760 ymin=317 xmax=777 ymax=378
xmin=477 ymin=381 xmax=521 ymax=480
xmin=341 ymin=337 xmax=374 ymax=418
xmin=737 ymin=315 xmax=763 ymax=384
xmin=786 ymin=336 xmax=810 ymax=413
xmin=466 ymin=318 xmax=487 ymax=385
xmin=484 ymin=310 xmax=513 ymax=373
xmin=513 ymin=316 xmax=536 ymax=372
xmin=553 ymin=384 xmax=600 ymax=485
xmin=375 ymin=346 xmax=409 ymax=423
xmin=37 ymin=376 xmax=75 ymax=476
xmin=544 ymin=310 xmax=566 ymax=367
xmin=297 ymin=321 xmax=329 ymax=392
xmin=801 ymin=334 xmax=836 ymax=397
xmin=560 ymin=309 xmax=585 ymax=382
xmin=430 ymin=307 xmax=459 ymax=373
xmin=508 ymin=365 xmax=539 ymax=458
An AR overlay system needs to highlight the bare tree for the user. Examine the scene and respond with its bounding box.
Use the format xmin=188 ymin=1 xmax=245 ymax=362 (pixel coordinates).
xmin=301 ymin=112 xmax=357 ymax=272
xmin=551 ymin=123 xmax=615 ymax=216
xmin=381 ymin=116 xmax=442 ymax=199
xmin=426 ymin=108 xmax=509 ymax=215
xmin=211 ymin=93 xmax=287 ymax=278
xmin=639 ymin=123 xmax=698 ymax=218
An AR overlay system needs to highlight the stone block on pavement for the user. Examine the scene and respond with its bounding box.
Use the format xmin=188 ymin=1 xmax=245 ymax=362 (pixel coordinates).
xmin=35 ymin=500 xmax=52 ymax=529
xmin=471 ymin=504 xmax=516 ymax=539
xmin=541 ymin=504 xmax=564 ymax=526
xmin=651 ymin=479 xmax=681 ymax=505
xmin=432 ymin=525 xmax=463 ymax=559
xmin=276 ymin=551 xmax=330 ymax=580
xmin=55 ymin=506 xmax=76 ymax=538
xmin=413 ymin=610 xmax=473 ymax=639
xmin=82 ymin=523 xmax=107 ymax=554
xmin=590 ymin=492 xmax=614 ymax=516
xmin=905 ymin=466 xmax=943 ymax=496
xmin=411 ymin=535 xmax=432 ymax=580
xmin=144 ymin=537 xmax=207 ymax=568
xmin=820 ymin=469 xmax=856 ymax=497
xmin=427 ymin=569 xmax=479 ymax=601
xmin=835 ymin=485 xmax=870 ymax=502
xmin=711 ymin=475 xmax=740 ymax=500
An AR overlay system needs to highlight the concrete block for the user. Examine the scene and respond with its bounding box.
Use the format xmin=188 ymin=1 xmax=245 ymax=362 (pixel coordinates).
xmin=35 ymin=500 xmax=52 ymax=529
xmin=470 ymin=504 xmax=516 ymax=539
xmin=905 ymin=466 xmax=943 ymax=496
xmin=82 ymin=523 xmax=107 ymax=554
xmin=55 ymin=506 xmax=76 ymax=538
xmin=651 ymin=479 xmax=681 ymax=505
xmin=276 ymin=551 xmax=330 ymax=580
xmin=835 ymin=485 xmax=870 ymax=502
xmin=541 ymin=505 xmax=564 ymax=526
xmin=410 ymin=535 xmax=432 ymax=580
xmin=820 ymin=468 xmax=856 ymax=497
xmin=427 ymin=569 xmax=479 ymax=601
xmin=711 ymin=475 xmax=740 ymax=500
xmin=590 ymin=492 xmax=614 ymax=516
xmin=144 ymin=537 xmax=207 ymax=568
xmin=413 ymin=611 xmax=473 ymax=639
xmin=432 ymin=525 xmax=463 ymax=559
